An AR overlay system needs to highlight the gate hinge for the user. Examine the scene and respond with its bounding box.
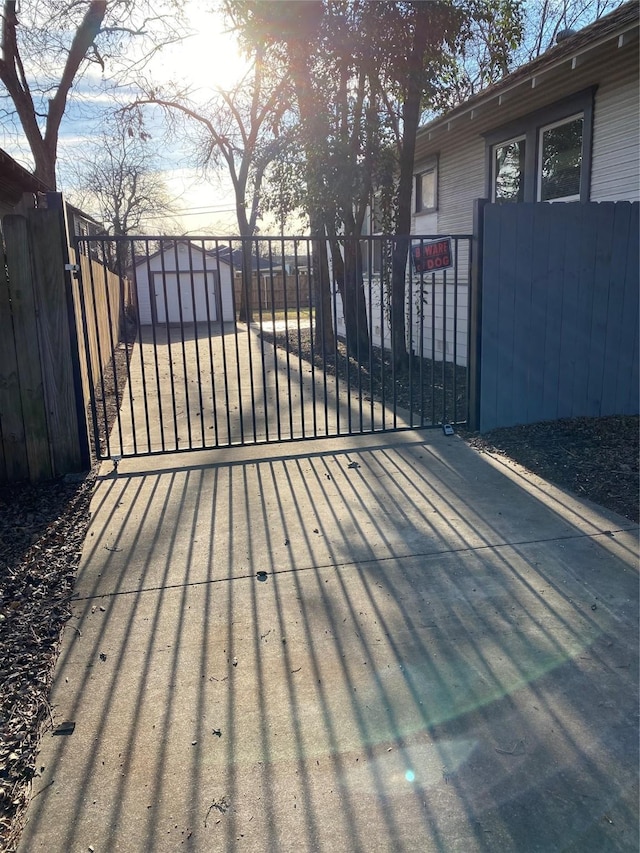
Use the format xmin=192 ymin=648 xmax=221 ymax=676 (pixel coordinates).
xmin=65 ymin=263 xmax=80 ymax=278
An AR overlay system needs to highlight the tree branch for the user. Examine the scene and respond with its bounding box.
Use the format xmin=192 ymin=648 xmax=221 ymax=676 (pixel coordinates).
xmin=45 ymin=1 xmax=107 ymax=155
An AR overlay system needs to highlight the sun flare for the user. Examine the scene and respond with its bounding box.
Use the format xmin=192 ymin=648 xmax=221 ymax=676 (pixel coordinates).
xmin=152 ymin=9 xmax=250 ymax=96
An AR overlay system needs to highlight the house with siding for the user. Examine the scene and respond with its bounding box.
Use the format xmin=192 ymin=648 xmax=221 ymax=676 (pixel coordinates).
xmin=413 ymin=1 xmax=639 ymax=236
xmin=410 ymin=1 xmax=639 ymax=431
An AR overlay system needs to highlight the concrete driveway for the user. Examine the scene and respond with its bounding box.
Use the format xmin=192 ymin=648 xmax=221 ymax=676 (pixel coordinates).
xmin=18 ymin=429 xmax=639 ymax=852
xmin=111 ymin=322 xmax=392 ymax=457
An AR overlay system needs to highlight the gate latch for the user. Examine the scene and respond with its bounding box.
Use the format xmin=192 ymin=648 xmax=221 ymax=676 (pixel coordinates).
xmin=65 ymin=263 xmax=80 ymax=278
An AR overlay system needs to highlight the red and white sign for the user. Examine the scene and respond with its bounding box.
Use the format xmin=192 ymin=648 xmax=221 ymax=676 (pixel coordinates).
xmin=412 ymin=237 xmax=453 ymax=273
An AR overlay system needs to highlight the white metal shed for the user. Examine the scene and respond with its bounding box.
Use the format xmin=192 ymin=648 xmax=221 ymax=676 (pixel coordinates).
xmin=132 ymin=241 xmax=235 ymax=326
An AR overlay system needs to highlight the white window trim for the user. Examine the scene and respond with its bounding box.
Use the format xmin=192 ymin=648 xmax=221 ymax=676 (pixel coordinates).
xmin=484 ymin=88 xmax=594 ymax=204
xmin=491 ymin=134 xmax=526 ymax=202
xmin=537 ymin=112 xmax=584 ymax=202
xmin=415 ymin=161 xmax=438 ymax=213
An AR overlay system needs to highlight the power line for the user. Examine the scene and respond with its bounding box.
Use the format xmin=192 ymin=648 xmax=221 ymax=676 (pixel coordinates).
xmin=137 ymin=207 xmax=237 ymax=221
xmin=81 ymin=206 xmax=238 ymax=222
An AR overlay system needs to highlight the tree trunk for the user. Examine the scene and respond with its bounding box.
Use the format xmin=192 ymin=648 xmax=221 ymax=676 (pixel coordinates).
xmin=234 ymin=201 xmax=253 ymax=323
xmin=286 ymin=47 xmax=336 ymax=356
xmin=33 ymin=145 xmax=57 ymax=191
xmin=333 ymin=237 xmax=369 ymax=362
xmin=310 ymin=213 xmax=334 ymax=356
xmin=238 ymin=238 xmax=254 ymax=323
xmin=390 ymin=236 xmax=409 ymax=371
xmin=391 ymin=4 xmax=432 ymax=371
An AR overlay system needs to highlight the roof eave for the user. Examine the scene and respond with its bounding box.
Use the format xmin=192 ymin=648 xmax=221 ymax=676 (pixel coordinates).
xmin=416 ymin=4 xmax=639 ymax=150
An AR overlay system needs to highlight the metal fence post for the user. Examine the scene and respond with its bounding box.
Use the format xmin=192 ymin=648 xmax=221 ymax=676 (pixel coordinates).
xmin=468 ymin=198 xmax=487 ymax=431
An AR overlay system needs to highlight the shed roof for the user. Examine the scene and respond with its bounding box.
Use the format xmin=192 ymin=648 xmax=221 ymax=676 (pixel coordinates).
xmin=132 ymin=239 xmax=233 ymax=269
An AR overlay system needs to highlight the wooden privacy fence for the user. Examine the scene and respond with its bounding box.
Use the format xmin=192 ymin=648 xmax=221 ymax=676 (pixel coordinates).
xmin=477 ymin=200 xmax=639 ymax=432
xmin=0 ymin=197 xmax=122 ymax=484
xmin=233 ymin=270 xmax=312 ymax=312
xmin=73 ymin=251 xmax=123 ymax=411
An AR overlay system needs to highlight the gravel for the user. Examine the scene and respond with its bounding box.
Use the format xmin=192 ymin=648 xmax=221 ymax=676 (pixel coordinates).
xmin=463 ymin=415 xmax=639 ymax=523
xmin=0 ymin=474 xmax=95 ymax=852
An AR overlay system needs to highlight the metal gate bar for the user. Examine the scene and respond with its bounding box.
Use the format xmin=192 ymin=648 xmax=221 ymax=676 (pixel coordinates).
xmin=74 ymin=234 xmax=472 ymax=459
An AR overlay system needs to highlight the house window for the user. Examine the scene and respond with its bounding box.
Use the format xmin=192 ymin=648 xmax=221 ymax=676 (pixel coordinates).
xmin=416 ymin=165 xmax=437 ymax=213
xmin=493 ymin=136 xmax=526 ymax=202
xmin=485 ymin=88 xmax=594 ymax=204
xmin=538 ymin=114 xmax=583 ymax=201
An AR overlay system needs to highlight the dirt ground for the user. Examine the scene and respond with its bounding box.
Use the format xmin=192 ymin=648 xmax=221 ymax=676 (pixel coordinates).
xmin=462 ymin=414 xmax=639 ymax=524
xmin=0 ymin=387 xmax=638 ymax=850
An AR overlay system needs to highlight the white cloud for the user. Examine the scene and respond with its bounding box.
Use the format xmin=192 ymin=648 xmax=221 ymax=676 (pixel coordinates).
xmin=3 ymin=2 xmax=252 ymax=233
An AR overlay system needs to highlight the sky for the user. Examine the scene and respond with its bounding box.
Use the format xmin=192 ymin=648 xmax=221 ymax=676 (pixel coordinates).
xmin=2 ymin=1 xmax=621 ymax=236
xmin=120 ymin=4 xmax=251 ymax=233
xmin=4 ymin=3 xmax=252 ymax=235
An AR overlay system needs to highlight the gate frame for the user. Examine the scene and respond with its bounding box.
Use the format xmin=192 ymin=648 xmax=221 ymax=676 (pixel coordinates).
xmin=468 ymin=198 xmax=487 ymax=432
xmin=74 ymin=232 xmax=474 ymax=460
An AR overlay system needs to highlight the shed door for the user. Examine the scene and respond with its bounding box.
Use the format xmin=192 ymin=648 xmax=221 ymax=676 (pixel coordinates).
xmin=154 ymin=271 xmax=218 ymax=324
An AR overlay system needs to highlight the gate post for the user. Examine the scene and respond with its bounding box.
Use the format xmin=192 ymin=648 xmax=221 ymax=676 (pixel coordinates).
xmin=468 ymin=198 xmax=487 ymax=431
xmin=33 ymin=192 xmax=91 ymax=473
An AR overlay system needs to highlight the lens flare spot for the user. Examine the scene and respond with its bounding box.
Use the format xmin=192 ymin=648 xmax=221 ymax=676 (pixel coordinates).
xmin=405 ymin=770 xmax=415 ymax=783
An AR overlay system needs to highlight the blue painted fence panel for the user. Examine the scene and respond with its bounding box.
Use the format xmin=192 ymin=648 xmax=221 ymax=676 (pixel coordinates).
xmin=480 ymin=201 xmax=639 ymax=432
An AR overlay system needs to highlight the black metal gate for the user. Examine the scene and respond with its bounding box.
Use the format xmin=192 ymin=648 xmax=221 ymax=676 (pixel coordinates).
xmin=73 ymin=234 xmax=472 ymax=459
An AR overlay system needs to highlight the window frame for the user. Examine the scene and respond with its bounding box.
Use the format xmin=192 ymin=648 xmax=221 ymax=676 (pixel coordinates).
xmin=537 ymin=112 xmax=584 ymax=202
xmin=484 ymin=87 xmax=595 ymax=204
xmin=491 ymin=133 xmax=527 ymax=203
xmin=415 ymin=159 xmax=438 ymax=214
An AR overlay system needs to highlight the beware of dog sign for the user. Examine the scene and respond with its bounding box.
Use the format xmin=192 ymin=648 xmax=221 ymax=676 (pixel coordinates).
xmin=411 ymin=237 xmax=453 ymax=273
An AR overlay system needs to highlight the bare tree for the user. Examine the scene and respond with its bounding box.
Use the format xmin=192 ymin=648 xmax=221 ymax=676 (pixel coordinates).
xmin=0 ymin=0 xmax=186 ymax=188
xmin=68 ymin=120 xmax=176 ymax=239
xmin=431 ymin=0 xmax=524 ymax=109
xmin=67 ymin=115 xmax=177 ymax=333
xmin=126 ymin=53 xmax=291 ymax=319
xmin=521 ymin=0 xmax=621 ymax=59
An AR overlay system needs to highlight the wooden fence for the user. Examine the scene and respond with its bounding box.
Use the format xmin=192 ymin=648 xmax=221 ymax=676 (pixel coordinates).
xmin=478 ymin=201 xmax=639 ymax=431
xmin=73 ymin=251 xmax=122 ymax=410
xmin=233 ymin=270 xmax=312 ymax=312
xmin=0 ymin=197 xmax=122 ymax=484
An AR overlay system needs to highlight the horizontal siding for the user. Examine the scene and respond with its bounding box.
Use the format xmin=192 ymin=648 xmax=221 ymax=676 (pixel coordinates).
xmin=334 ymin=276 xmax=469 ymax=366
xmin=410 ymin=282 xmax=469 ymax=366
xmin=414 ymin=33 xmax=639 ymax=229
xmin=591 ymin=49 xmax=640 ymax=201
xmin=412 ymin=140 xmax=484 ymax=237
xmin=416 ymin=31 xmax=638 ymax=161
xmin=413 ymin=209 xmax=437 ymax=234
xmin=437 ymin=136 xmax=486 ymax=235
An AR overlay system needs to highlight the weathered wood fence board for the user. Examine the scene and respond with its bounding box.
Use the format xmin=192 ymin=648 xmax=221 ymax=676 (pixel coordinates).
xmin=74 ymin=252 xmax=122 ymax=410
xmin=0 ymin=197 xmax=113 ymax=484
xmin=0 ymin=230 xmax=32 ymax=481
xmin=233 ymin=270 xmax=312 ymax=312
xmin=479 ymin=201 xmax=639 ymax=432
xmin=3 ymin=215 xmax=52 ymax=480
xmin=27 ymin=208 xmax=83 ymax=476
